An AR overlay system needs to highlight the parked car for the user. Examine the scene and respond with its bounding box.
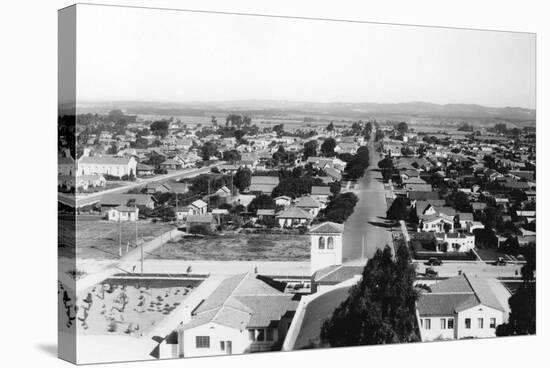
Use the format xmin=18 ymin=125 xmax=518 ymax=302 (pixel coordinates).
xmin=427 ymin=257 xmax=442 ymax=266
xmin=425 ymin=267 xmax=438 ymax=278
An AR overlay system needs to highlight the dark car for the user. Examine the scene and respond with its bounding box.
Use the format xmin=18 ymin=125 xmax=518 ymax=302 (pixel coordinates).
xmin=427 ymin=257 xmax=442 ymax=266
xmin=425 ymin=267 xmax=439 ymax=278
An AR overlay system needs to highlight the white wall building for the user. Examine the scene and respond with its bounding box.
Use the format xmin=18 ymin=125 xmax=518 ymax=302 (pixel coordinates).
xmin=309 ymin=222 xmax=344 ymax=275
xmin=77 ymin=155 xmax=137 ymax=178
xmin=417 ymin=274 xmax=506 ymax=341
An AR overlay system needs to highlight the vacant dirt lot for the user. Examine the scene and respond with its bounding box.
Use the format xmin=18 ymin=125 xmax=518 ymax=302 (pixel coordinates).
xmin=59 ymin=215 xmax=176 ymax=260
xmin=148 ymin=233 xmax=310 ymax=261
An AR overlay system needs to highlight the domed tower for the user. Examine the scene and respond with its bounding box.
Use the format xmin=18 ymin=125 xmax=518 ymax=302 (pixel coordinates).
xmin=309 ymin=222 xmax=344 ymax=275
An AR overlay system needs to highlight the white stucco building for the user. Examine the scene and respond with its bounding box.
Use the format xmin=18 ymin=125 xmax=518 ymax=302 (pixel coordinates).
xmin=309 ymin=222 xmax=344 ymax=275
xmin=172 ymin=273 xmax=297 ymax=358
xmin=417 ymin=274 xmax=506 ymax=341
xmin=77 ymin=155 xmax=137 ymax=178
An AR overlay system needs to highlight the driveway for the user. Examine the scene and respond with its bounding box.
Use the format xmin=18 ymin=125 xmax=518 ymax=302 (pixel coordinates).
xmin=342 ymin=143 xmax=393 ymax=261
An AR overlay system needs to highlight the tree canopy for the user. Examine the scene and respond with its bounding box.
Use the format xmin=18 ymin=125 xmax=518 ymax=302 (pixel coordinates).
xmin=150 ymin=120 xmax=169 ymax=137
xmin=321 ymin=245 xmax=419 ymax=347
xmin=321 ymin=138 xmax=337 ymax=157
xmin=496 ymin=246 xmax=536 ymax=336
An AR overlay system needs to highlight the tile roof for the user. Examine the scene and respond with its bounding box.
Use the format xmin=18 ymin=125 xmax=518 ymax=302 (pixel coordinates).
xmin=182 ymin=274 xmax=297 ymax=331
xmin=309 ymin=222 xmax=344 ymax=234
xmin=277 ymin=207 xmax=312 ymax=219
xmin=417 ymin=274 xmax=504 ymax=317
xmin=296 ymin=196 xmax=321 ymax=208
xmin=313 ymin=265 xmax=363 ymax=283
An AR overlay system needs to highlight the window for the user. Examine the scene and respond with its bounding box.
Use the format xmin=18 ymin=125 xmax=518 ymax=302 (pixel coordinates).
xmin=266 ymin=328 xmax=274 ymax=342
xmin=440 ymin=319 xmax=446 ymax=329
xmin=465 ymin=318 xmax=471 ymax=329
xmin=256 ymin=329 xmax=265 ymax=342
xmin=248 ymin=330 xmax=256 ymax=341
xmin=196 ymin=336 xmax=210 ymax=349
xmin=424 ymin=319 xmax=431 ymax=330
xmin=490 ymin=318 xmax=496 ymax=329
xmin=447 ymin=318 xmax=454 ymax=329
xmin=318 ymin=237 xmax=325 ymax=250
xmin=220 ymin=341 xmax=225 ymax=351
xmin=327 ymin=237 xmax=334 ymax=249
xmin=478 ymin=318 xmax=484 ymax=329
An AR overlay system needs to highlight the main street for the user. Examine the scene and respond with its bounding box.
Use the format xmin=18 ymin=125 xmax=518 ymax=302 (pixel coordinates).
xmin=342 ymin=140 xmax=393 ymax=262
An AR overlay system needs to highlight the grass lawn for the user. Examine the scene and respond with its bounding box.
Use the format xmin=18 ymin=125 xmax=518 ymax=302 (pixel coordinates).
xmin=59 ymin=216 xmax=176 ymax=260
xmin=148 ymin=233 xmax=310 ymax=261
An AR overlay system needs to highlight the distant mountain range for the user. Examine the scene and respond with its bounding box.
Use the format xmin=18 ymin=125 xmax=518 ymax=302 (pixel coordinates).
xmin=71 ymin=100 xmax=536 ymax=123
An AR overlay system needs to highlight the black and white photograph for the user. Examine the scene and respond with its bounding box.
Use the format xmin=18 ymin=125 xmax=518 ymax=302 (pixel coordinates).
xmin=55 ymin=3 xmax=537 ymax=364
xmin=3 ymin=1 xmax=548 ymax=368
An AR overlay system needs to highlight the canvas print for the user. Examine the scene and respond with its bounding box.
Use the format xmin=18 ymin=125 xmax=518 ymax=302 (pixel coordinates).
xmin=58 ymin=4 xmax=536 ymax=364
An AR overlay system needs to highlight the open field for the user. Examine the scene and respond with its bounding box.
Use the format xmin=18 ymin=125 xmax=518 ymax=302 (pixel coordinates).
xmin=59 ymin=278 xmax=201 ymax=337
xmin=58 ymin=215 xmax=176 ymax=260
xmin=147 ymin=233 xmax=310 ymax=261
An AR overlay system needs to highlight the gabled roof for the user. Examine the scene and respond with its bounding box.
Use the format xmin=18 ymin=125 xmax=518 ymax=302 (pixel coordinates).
xmin=276 ymin=207 xmax=312 ymax=219
xmin=181 ymin=274 xmax=297 ymax=331
xmin=309 ymin=221 xmax=344 ymax=234
xmin=417 ymin=274 xmax=504 ymax=317
xmin=296 ymin=196 xmax=321 ymax=208
xmin=191 ymin=199 xmax=207 ymax=208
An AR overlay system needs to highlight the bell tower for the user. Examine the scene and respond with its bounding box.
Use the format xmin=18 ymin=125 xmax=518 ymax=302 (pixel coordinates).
xmin=309 ymin=222 xmax=344 ymax=275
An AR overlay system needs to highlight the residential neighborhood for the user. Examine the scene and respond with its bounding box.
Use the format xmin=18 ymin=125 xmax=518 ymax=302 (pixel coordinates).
xmin=56 ymin=6 xmax=536 ymax=364
xmin=58 ymin=110 xmax=536 ymax=362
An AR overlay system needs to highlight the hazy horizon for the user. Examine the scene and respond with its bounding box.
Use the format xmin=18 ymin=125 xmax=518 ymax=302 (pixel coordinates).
xmin=73 ymin=5 xmax=536 ymax=109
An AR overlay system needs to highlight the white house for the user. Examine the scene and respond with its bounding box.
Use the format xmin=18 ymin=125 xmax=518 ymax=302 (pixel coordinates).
xmin=417 ymin=274 xmax=506 ymax=341
xmin=190 ymin=199 xmax=208 ymax=215
xmin=295 ymin=196 xmax=321 ymax=217
xmin=276 ymin=207 xmax=312 ymax=228
xmin=77 ymin=155 xmax=137 ymax=178
xmin=309 ymin=222 xmax=344 ymax=275
xmin=107 ymin=205 xmax=139 ymax=222
xmin=435 ymin=232 xmax=476 ymax=252
xmin=174 ymin=273 xmax=298 ymax=358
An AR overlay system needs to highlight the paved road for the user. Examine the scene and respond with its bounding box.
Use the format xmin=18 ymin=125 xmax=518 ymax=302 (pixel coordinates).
xmin=342 ymin=142 xmax=393 ymax=261
xmin=58 ymin=163 xmax=220 ymax=207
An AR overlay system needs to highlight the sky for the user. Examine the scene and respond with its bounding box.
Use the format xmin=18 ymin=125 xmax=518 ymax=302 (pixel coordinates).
xmin=75 ymin=4 xmax=536 ymax=109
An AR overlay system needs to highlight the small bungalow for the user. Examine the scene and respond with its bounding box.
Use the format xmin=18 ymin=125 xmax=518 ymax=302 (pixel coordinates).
xmin=108 ymin=205 xmax=139 ymax=222
xmin=276 ymin=207 xmax=312 ymax=228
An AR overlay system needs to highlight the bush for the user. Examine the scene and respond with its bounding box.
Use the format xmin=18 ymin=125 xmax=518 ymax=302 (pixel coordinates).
xmin=189 ymin=224 xmax=213 ymax=235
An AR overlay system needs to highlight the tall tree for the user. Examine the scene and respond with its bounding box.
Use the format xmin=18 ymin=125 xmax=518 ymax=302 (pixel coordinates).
xmin=496 ymin=246 xmax=536 ymax=336
xmin=233 ymin=168 xmax=252 ymax=192
xmin=387 ymin=196 xmax=409 ymax=221
xmin=321 ymin=245 xmax=419 ymax=347
xmin=201 ymin=141 xmax=218 ymax=161
xmin=303 ymin=140 xmax=318 ymax=159
xmin=321 ymin=138 xmax=336 ymax=157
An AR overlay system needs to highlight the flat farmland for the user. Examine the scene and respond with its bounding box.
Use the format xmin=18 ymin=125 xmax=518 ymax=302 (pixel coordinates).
xmin=58 ymin=215 xmax=175 ymax=260
xmin=148 ymin=233 xmax=310 ymax=261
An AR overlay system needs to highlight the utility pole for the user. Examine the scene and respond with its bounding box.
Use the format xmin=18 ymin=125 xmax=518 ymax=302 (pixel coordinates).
xmin=118 ymin=216 xmax=122 ymax=258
